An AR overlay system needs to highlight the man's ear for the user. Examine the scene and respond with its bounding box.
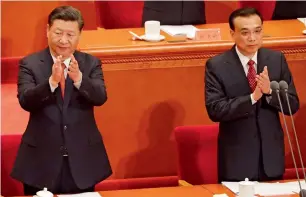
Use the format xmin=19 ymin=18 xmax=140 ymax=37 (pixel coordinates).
xmin=230 ymin=29 xmax=235 ymax=39
xmin=46 ymin=24 xmax=50 ymax=38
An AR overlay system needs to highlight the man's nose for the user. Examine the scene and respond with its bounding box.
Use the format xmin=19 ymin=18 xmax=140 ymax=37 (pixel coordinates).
xmin=59 ymin=35 xmax=69 ymax=44
xmin=248 ymin=32 xmax=256 ymax=42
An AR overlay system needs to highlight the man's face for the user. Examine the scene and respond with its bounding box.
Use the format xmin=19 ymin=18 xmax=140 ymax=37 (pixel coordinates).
xmin=47 ymin=19 xmax=81 ymax=59
xmin=230 ymin=15 xmax=263 ymax=57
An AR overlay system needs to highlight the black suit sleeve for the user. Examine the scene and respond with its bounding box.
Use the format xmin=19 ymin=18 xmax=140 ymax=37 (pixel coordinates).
xmin=267 ymin=53 xmax=299 ymax=115
xmin=205 ymin=59 xmax=255 ymax=122
xmin=78 ymin=58 xmax=107 ymax=106
xmin=17 ymin=59 xmax=54 ymax=112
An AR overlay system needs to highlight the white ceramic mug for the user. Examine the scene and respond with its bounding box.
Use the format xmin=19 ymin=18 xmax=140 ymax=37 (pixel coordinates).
xmin=144 ymin=20 xmax=160 ymax=39
xmin=239 ymin=178 xmax=255 ymax=197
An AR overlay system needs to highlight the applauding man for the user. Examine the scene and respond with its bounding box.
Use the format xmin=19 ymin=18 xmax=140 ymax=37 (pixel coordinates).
xmin=205 ymin=7 xmax=299 ymax=182
xmin=12 ymin=6 xmax=112 ymax=194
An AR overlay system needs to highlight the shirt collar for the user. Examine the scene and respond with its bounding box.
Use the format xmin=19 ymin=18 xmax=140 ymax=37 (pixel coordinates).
xmin=235 ymin=46 xmax=258 ymax=66
xmin=50 ymin=52 xmax=71 ymax=68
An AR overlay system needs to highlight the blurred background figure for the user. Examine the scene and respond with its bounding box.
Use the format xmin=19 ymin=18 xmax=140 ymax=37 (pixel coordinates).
xmin=142 ymin=1 xmax=206 ymax=25
xmin=272 ymin=1 xmax=306 ymax=20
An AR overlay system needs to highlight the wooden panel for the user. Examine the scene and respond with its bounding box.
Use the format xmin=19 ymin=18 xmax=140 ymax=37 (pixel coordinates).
xmin=282 ymin=60 xmax=306 ymax=168
xmin=78 ymin=20 xmax=306 ymax=63
xmin=202 ymin=180 xmax=299 ymax=197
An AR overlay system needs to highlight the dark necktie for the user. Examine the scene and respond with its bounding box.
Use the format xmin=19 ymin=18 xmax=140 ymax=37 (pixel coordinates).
xmin=247 ymin=59 xmax=257 ymax=92
xmin=60 ymin=63 xmax=66 ymax=98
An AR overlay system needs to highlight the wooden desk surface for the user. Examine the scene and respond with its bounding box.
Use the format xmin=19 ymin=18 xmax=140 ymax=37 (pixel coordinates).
xmin=202 ymin=180 xmax=300 ymax=197
xmin=97 ymin=186 xmax=211 ymax=197
xmin=8 ymin=184 xmax=302 ymax=197
xmin=202 ymin=184 xmax=237 ymax=197
xmin=78 ymin=19 xmax=306 ymax=62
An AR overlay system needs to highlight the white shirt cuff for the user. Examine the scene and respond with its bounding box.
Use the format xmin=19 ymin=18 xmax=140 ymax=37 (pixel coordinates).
xmin=49 ymin=77 xmax=58 ymax=93
xmin=250 ymin=94 xmax=257 ymax=105
xmin=73 ymin=72 xmax=82 ymax=89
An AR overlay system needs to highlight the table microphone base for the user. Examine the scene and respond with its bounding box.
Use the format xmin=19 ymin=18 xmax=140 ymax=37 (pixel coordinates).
xmin=300 ymin=189 xmax=306 ymax=197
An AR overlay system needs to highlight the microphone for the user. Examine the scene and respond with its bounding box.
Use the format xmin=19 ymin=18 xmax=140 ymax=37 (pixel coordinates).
xmin=279 ymin=81 xmax=306 ymax=189
xmin=270 ymin=81 xmax=305 ymax=197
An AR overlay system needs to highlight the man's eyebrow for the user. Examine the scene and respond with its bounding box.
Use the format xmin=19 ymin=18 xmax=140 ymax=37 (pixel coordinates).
xmin=240 ymin=26 xmax=262 ymax=31
xmin=54 ymin=28 xmax=76 ymax=34
xmin=240 ymin=28 xmax=249 ymax=31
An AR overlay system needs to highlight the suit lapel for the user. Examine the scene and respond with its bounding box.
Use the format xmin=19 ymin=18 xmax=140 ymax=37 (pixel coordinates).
xmin=40 ymin=48 xmax=63 ymax=111
xmin=63 ymin=51 xmax=84 ymax=110
xmin=40 ymin=48 xmax=53 ymax=79
xmin=256 ymin=48 xmax=268 ymax=75
xmin=226 ymin=46 xmax=252 ymax=93
xmin=225 ymin=46 xmax=269 ymax=94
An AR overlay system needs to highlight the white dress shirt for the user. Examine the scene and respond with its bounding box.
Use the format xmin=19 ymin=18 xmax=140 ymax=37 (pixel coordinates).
xmin=235 ymin=46 xmax=272 ymax=105
xmin=49 ymin=54 xmax=82 ymax=92
xmin=235 ymin=46 xmax=258 ymax=105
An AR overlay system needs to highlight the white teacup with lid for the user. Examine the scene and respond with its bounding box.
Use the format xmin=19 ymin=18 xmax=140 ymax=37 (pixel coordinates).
xmin=239 ymin=178 xmax=255 ymax=197
xmin=144 ymin=20 xmax=160 ymax=40
xmin=35 ymin=187 xmax=53 ymax=197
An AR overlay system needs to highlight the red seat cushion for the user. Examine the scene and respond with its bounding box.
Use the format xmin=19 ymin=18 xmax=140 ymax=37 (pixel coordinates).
xmin=95 ymin=176 xmax=178 ymax=191
xmin=1 ymin=134 xmax=24 ymax=196
xmin=283 ymin=168 xmax=306 ymax=180
xmin=174 ymin=124 xmax=219 ymax=184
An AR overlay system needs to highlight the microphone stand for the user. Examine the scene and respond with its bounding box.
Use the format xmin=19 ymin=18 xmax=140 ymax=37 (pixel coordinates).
xmin=279 ymin=80 xmax=306 ymax=197
xmin=271 ymin=81 xmax=305 ymax=197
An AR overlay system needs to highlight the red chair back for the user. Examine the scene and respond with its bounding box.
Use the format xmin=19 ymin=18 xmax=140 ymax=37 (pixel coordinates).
xmin=174 ymin=124 xmax=219 ymax=185
xmin=238 ymin=1 xmax=276 ymax=20
xmin=95 ymin=1 xmax=144 ymax=29
xmin=1 ymin=57 xmax=21 ymax=84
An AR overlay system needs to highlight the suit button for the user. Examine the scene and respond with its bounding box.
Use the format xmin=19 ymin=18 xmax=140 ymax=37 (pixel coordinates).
xmin=42 ymin=96 xmax=49 ymax=101
xmin=60 ymin=146 xmax=68 ymax=156
xmin=83 ymin=91 xmax=89 ymax=96
xmin=64 ymin=126 xmax=67 ymax=130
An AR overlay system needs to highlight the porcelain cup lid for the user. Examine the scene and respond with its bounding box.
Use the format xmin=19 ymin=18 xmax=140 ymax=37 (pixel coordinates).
xmin=36 ymin=188 xmax=53 ymax=197
xmin=239 ymin=178 xmax=254 ymax=186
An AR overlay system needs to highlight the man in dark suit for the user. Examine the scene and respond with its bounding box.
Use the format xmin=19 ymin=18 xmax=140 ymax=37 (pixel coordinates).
xmin=205 ymin=7 xmax=299 ymax=182
xmin=142 ymin=1 xmax=206 ymax=25
xmin=272 ymin=1 xmax=306 ymax=20
xmin=11 ymin=6 xmax=112 ymax=194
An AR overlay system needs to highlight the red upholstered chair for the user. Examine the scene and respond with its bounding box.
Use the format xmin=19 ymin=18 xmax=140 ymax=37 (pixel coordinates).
xmin=94 ymin=1 xmax=144 ymax=29
xmin=1 ymin=134 xmax=24 ymax=196
xmin=174 ymin=124 xmax=219 ymax=185
xmin=238 ymin=1 xmax=276 ymax=20
xmin=284 ymin=168 xmax=306 ymax=180
xmin=95 ymin=176 xmax=178 ymax=191
xmin=174 ymin=124 xmax=305 ymax=182
xmin=1 ymin=57 xmax=21 ymax=84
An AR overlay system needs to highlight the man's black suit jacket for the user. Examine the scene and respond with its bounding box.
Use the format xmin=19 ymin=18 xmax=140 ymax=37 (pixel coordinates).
xmin=205 ymin=46 xmax=299 ymax=182
xmin=272 ymin=1 xmax=306 ymax=20
xmin=142 ymin=1 xmax=206 ymax=25
xmin=11 ymin=48 xmax=112 ymax=190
